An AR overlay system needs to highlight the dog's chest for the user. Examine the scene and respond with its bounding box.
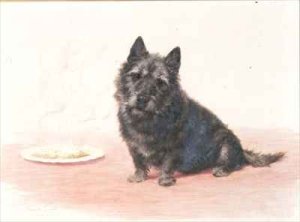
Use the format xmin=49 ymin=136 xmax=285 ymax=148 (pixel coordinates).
xmin=119 ymin=108 xmax=172 ymax=158
xmin=135 ymin=144 xmax=153 ymax=158
xmin=126 ymin=127 xmax=154 ymax=157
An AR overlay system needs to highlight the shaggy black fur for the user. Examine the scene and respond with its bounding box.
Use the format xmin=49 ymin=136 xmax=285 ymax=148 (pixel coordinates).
xmin=115 ymin=37 xmax=285 ymax=186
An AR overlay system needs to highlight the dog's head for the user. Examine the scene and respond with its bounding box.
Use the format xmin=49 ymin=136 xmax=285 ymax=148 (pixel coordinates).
xmin=115 ymin=37 xmax=181 ymax=117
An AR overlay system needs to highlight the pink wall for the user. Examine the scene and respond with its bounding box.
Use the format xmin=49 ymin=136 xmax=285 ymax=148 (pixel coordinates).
xmin=1 ymin=1 xmax=299 ymax=145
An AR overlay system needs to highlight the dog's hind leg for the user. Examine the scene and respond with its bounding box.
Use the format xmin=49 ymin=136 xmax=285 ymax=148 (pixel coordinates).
xmin=212 ymin=143 xmax=244 ymax=177
xmin=212 ymin=129 xmax=244 ymax=177
xmin=212 ymin=144 xmax=232 ymax=177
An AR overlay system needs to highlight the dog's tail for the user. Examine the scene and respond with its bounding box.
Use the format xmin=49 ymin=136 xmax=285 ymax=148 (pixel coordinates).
xmin=243 ymin=149 xmax=285 ymax=167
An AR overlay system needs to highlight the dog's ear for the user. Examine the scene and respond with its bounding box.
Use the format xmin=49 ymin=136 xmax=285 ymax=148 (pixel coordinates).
xmin=127 ymin=36 xmax=148 ymax=62
xmin=165 ymin=47 xmax=181 ymax=73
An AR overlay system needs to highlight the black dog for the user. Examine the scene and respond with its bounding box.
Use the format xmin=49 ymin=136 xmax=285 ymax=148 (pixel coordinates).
xmin=115 ymin=37 xmax=284 ymax=186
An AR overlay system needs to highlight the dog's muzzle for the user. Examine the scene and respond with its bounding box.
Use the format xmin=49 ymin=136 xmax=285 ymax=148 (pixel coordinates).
xmin=136 ymin=95 xmax=150 ymax=110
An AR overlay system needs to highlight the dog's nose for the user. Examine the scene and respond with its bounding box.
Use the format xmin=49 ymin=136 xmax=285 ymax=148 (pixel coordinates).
xmin=136 ymin=95 xmax=149 ymax=109
xmin=137 ymin=95 xmax=148 ymax=104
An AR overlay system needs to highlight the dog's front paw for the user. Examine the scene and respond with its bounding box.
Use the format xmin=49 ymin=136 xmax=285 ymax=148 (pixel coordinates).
xmin=158 ymin=176 xmax=176 ymax=186
xmin=127 ymin=173 xmax=147 ymax=183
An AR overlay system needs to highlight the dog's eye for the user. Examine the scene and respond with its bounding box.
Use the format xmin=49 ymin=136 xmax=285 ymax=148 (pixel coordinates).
xmin=156 ymin=79 xmax=167 ymax=89
xmin=131 ymin=72 xmax=141 ymax=81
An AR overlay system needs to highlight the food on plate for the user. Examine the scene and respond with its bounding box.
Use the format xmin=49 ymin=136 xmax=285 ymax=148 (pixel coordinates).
xmin=32 ymin=147 xmax=89 ymax=159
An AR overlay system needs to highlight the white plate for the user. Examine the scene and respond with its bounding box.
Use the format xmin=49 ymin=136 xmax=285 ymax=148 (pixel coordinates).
xmin=20 ymin=145 xmax=105 ymax=163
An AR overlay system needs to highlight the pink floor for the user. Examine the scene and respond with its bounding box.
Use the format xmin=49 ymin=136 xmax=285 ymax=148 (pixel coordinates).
xmin=1 ymin=129 xmax=299 ymax=220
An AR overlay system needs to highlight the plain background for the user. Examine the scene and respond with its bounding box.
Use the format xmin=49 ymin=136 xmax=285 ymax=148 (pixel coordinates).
xmin=1 ymin=1 xmax=299 ymax=145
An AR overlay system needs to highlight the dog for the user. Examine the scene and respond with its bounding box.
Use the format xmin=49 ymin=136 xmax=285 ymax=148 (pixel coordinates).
xmin=115 ymin=36 xmax=284 ymax=186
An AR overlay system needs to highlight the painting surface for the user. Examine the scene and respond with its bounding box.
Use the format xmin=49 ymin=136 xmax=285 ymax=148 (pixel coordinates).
xmin=1 ymin=1 xmax=299 ymax=221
